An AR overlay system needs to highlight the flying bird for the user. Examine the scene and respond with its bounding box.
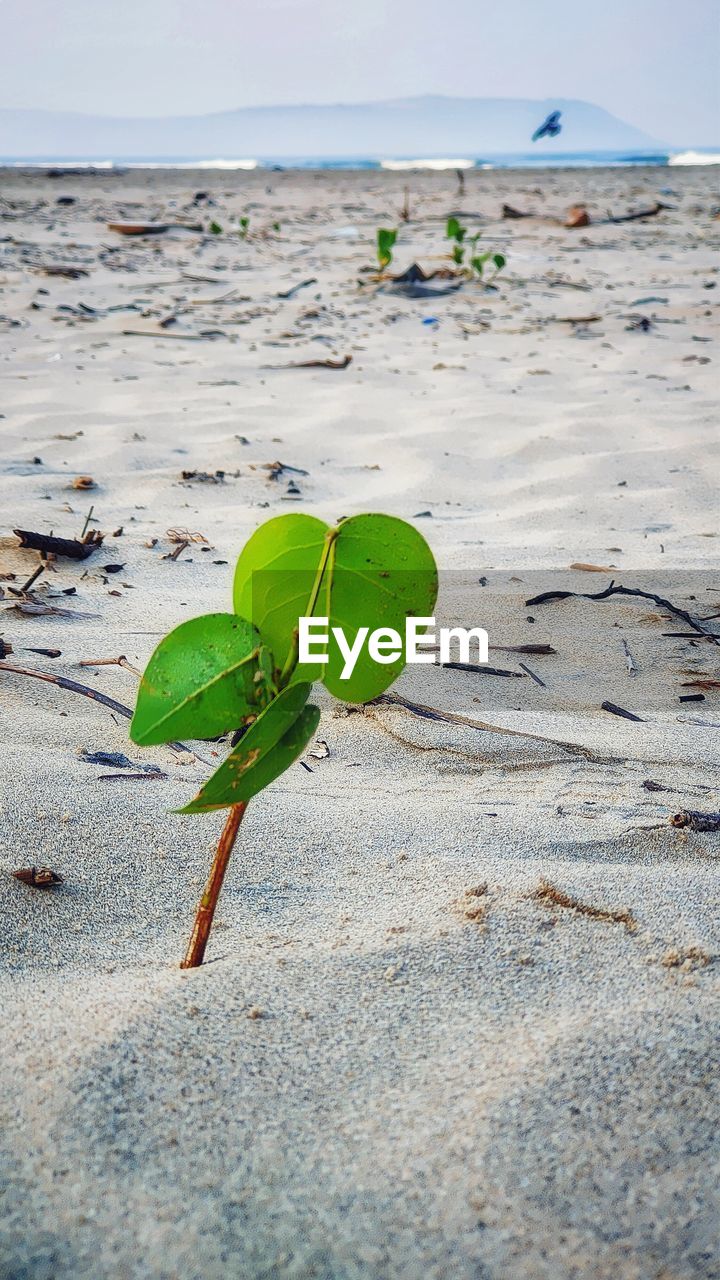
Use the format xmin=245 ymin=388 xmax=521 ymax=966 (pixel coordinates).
xmin=532 ymin=110 xmax=562 ymax=142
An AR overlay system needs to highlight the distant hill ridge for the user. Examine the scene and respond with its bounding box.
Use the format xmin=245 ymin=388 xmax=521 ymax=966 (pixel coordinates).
xmin=0 ymin=95 xmax=664 ymax=158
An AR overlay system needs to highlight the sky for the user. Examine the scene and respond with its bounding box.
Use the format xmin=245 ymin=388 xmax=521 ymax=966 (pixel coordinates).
xmin=0 ymin=0 xmax=717 ymax=145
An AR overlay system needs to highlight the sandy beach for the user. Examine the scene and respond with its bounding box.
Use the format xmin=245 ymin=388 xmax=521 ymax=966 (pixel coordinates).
xmin=0 ymin=164 xmax=719 ymax=1279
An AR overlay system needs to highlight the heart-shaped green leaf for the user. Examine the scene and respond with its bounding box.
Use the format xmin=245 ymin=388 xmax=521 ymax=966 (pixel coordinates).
xmin=446 ymin=217 xmax=466 ymax=243
xmin=179 ymin=684 xmax=319 ymax=813
xmin=233 ymin=511 xmax=437 ymax=704
xmin=233 ymin=513 xmax=330 ymax=677
xmin=471 ymin=251 xmax=492 ymax=276
xmin=321 ymin=513 xmax=438 ymax=701
xmin=130 ymin=613 xmax=265 ymax=746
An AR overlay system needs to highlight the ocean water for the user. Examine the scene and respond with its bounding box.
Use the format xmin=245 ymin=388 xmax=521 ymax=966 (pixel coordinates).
xmin=2 ymin=149 xmax=719 ymax=170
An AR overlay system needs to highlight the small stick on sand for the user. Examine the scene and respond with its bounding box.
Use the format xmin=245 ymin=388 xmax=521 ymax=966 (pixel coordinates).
xmin=80 ymin=506 xmax=95 ymax=540
xmin=0 ymin=661 xmax=192 ymax=756
xmin=181 ymin=804 xmax=248 ymax=969
xmin=371 ymin=691 xmax=623 ymax=764
xmin=17 ymin=563 xmax=45 ymax=594
xmin=526 ymin=580 xmax=720 ymax=644
xmin=77 ymin=655 xmax=142 ymax=676
xmin=601 ymin=700 xmax=644 ymax=722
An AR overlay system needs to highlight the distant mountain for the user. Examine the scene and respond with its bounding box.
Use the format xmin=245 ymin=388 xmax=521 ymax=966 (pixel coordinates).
xmin=0 ymin=96 xmax=664 ymax=159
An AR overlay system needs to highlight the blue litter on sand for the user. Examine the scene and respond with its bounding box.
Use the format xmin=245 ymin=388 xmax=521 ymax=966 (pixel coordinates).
xmin=422 ymin=316 xmax=439 ymax=326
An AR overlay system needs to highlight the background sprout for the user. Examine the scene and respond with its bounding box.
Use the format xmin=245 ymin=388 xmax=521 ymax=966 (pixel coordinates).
xmin=470 ymin=248 xmax=507 ymax=281
xmin=376 ymin=227 xmax=398 ymax=271
xmin=446 ymin=216 xmax=467 ymax=267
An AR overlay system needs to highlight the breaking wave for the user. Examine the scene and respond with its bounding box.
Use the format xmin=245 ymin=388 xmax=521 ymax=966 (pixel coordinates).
xmin=668 ymin=150 xmax=720 ymax=166
xmin=380 ymin=157 xmax=475 ymax=171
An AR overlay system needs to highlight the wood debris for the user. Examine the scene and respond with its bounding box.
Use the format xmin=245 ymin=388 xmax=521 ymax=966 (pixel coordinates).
xmin=669 ymin=809 xmax=720 ymax=832
xmin=13 ymin=866 xmax=64 ymax=888
xmin=11 ymin=528 xmax=103 ymax=561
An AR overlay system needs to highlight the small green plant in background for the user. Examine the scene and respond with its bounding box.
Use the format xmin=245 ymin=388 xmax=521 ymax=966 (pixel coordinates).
xmin=376 ymin=227 xmax=398 ymax=272
xmin=209 ymin=220 xmax=223 ymax=235
xmin=470 ymin=249 xmax=507 ymax=280
xmin=131 ymin=512 xmax=437 ymax=968
xmin=446 ymin=216 xmax=467 ymax=266
xmin=446 ymin=218 xmax=507 ymax=282
xmin=239 ymin=215 xmax=250 ymax=239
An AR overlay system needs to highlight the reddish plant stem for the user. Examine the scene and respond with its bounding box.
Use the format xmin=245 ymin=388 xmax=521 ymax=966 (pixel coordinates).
xmin=180 ymin=803 xmax=247 ymax=969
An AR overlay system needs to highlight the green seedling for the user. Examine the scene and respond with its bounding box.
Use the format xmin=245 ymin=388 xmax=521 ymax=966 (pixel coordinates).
xmin=446 ymin=216 xmax=467 ymax=267
xmin=131 ymin=512 xmax=437 ymax=968
xmin=470 ymin=250 xmax=507 ymax=280
xmin=376 ymin=227 xmax=398 ymax=272
xmin=239 ymin=216 xmax=250 ymax=238
xmin=209 ymin=221 xmax=223 ymax=235
xmin=446 ymin=220 xmax=507 ymax=281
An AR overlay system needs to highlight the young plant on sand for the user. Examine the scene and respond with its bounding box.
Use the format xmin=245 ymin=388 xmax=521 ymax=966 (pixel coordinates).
xmin=446 ymin=219 xmax=507 ymax=282
xmin=238 ymin=216 xmax=250 ymax=239
xmin=446 ymin=216 xmax=467 ymax=267
xmin=470 ymin=248 xmax=507 ymax=281
xmin=131 ymin=513 xmax=437 ymax=969
xmin=376 ymin=227 xmax=398 ymax=273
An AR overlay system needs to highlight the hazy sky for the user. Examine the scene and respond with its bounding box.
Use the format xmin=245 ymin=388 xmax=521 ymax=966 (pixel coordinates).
xmin=1 ymin=0 xmax=717 ymax=144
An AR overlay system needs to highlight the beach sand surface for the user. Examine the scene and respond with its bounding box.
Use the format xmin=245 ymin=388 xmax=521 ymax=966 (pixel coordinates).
xmin=0 ymin=166 xmax=719 ymax=1279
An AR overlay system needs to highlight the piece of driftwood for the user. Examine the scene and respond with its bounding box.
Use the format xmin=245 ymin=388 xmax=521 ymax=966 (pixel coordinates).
xmin=501 ymin=200 xmax=669 ymax=227
xmin=261 ymin=460 xmax=309 ymax=481
xmin=77 ymin=655 xmax=140 ymax=676
xmin=13 ymin=866 xmax=64 ymax=888
xmin=121 ymin=329 xmax=222 ymax=341
xmin=525 ymin=580 xmax=720 ymax=643
xmin=490 ymin=643 xmax=557 ymax=656
xmin=98 ymin=771 xmax=168 ymax=782
xmin=502 ymin=204 xmax=533 ymax=219
xmin=371 ymin=691 xmax=622 ymax=764
xmin=276 ymin=277 xmax=317 ymax=299
xmin=519 ymin=662 xmax=546 ymax=687
xmin=37 ymin=265 xmax=89 ymax=279
xmin=11 ymin=528 xmax=103 ymax=560
xmin=280 ymin=355 xmax=352 ymax=370
xmin=2 ymin=598 xmax=98 ymax=620
xmin=107 ymin=222 xmax=203 ymax=236
xmin=605 ymin=201 xmax=669 ymax=224
xmin=441 ymin=661 xmax=525 ymax=677
xmin=670 ymin=809 xmax=720 ymax=832
xmin=601 ymin=700 xmax=644 ymax=723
